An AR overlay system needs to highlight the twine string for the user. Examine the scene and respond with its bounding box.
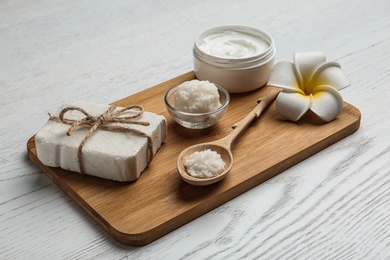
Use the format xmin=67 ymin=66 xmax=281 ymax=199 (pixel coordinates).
xmin=49 ymin=104 xmax=153 ymax=174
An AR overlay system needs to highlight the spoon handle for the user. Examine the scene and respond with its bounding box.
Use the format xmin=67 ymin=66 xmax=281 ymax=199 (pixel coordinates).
xmin=221 ymin=88 xmax=281 ymax=148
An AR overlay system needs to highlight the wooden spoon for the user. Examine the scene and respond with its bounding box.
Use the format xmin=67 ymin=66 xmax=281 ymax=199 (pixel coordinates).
xmin=177 ymin=88 xmax=281 ymax=186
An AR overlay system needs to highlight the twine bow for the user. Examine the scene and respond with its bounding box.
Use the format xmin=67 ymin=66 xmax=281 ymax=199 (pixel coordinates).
xmin=49 ymin=104 xmax=153 ymax=174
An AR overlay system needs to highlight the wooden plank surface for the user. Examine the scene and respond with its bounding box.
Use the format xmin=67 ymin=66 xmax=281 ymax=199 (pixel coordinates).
xmin=3 ymin=0 xmax=390 ymax=258
xmin=27 ymin=71 xmax=361 ymax=245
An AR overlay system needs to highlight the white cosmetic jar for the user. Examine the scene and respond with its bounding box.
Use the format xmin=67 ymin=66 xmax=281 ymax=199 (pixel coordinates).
xmin=193 ymin=25 xmax=276 ymax=93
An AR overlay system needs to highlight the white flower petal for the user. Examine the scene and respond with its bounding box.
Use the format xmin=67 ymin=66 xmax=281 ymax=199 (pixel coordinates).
xmin=276 ymin=91 xmax=312 ymax=121
xmin=310 ymin=85 xmax=344 ymax=122
xmin=310 ymin=62 xmax=351 ymax=91
xmin=293 ymin=51 xmax=326 ymax=90
xmin=268 ymin=61 xmax=304 ymax=94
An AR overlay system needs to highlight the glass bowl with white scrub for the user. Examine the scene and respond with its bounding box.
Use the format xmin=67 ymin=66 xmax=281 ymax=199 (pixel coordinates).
xmin=193 ymin=25 xmax=276 ymax=93
xmin=164 ymin=81 xmax=230 ymax=129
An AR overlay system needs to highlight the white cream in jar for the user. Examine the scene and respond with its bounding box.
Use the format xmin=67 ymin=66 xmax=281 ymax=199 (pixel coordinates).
xmin=193 ymin=25 xmax=276 ymax=93
xmin=198 ymin=29 xmax=270 ymax=59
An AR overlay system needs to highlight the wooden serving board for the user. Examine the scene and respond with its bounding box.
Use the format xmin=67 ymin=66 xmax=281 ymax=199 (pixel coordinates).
xmin=27 ymin=71 xmax=361 ymax=246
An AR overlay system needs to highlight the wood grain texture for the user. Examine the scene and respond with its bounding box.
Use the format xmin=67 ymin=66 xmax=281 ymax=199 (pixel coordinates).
xmin=27 ymin=72 xmax=360 ymax=245
xmin=1 ymin=0 xmax=390 ymax=258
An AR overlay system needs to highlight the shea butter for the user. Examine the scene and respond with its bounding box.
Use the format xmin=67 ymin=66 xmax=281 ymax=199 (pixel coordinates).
xmin=173 ymin=80 xmax=221 ymax=113
xmin=184 ymin=149 xmax=225 ymax=178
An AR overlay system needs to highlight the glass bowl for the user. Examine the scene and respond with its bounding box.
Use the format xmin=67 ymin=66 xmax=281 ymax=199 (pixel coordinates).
xmin=164 ymin=83 xmax=230 ymax=129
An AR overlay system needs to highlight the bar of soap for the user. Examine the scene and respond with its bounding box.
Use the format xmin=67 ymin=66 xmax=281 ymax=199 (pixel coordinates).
xmin=35 ymin=101 xmax=167 ymax=182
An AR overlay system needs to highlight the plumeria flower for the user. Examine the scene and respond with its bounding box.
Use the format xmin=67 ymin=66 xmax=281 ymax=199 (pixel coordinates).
xmin=268 ymin=51 xmax=350 ymax=122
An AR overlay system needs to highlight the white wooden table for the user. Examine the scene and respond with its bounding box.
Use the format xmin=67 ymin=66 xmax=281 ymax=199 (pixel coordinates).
xmin=1 ymin=0 xmax=389 ymax=259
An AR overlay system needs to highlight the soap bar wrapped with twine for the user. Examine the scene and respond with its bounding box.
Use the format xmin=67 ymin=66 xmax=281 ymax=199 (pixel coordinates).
xmin=36 ymin=101 xmax=167 ymax=181
xmin=49 ymin=104 xmax=153 ymax=174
